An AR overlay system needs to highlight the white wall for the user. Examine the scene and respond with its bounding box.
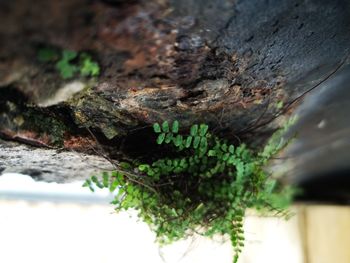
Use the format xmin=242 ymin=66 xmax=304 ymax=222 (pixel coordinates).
xmin=0 ymin=173 xmax=349 ymax=263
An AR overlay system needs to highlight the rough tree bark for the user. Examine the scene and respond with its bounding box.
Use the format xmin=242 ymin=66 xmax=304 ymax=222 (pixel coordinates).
xmin=1 ymin=0 xmax=350 ymax=190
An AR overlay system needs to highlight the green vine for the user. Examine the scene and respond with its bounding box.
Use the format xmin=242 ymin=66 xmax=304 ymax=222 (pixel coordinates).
xmin=84 ymin=119 xmax=296 ymax=263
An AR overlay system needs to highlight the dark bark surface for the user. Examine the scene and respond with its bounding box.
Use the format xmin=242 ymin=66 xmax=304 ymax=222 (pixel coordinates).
xmin=1 ymin=0 xmax=350 ymax=191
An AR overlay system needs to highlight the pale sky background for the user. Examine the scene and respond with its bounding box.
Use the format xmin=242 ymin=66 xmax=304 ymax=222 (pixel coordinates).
xmin=0 ymin=173 xmax=303 ymax=263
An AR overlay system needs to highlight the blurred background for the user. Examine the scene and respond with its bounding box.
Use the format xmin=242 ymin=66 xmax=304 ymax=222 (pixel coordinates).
xmin=0 ymin=173 xmax=349 ymax=263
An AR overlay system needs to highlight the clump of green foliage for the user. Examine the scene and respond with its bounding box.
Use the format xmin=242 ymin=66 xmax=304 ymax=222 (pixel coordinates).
xmin=38 ymin=48 xmax=100 ymax=79
xmin=84 ymin=120 xmax=295 ymax=263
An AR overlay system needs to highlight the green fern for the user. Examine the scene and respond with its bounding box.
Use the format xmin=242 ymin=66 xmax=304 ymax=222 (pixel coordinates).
xmin=84 ymin=121 xmax=295 ymax=263
xmin=79 ymin=53 xmax=100 ymax=77
xmin=55 ymin=50 xmax=78 ymax=79
xmin=38 ymin=48 xmax=100 ymax=79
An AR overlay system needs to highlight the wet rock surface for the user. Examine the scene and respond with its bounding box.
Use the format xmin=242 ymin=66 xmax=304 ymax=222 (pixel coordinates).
xmin=2 ymin=0 xmax=349 ymax=138
xmin=0 ymin=0 xmax=350 ymax=200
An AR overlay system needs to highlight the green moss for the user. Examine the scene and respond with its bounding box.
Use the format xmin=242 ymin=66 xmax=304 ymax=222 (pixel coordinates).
xmin=22 ymin=109 xmax=67 ymax=146
xmin=0 ymin=98 xmax=67 ymax=146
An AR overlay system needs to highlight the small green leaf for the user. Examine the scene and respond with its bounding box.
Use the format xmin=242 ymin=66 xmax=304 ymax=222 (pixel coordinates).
xmin=62 ymin=50 xmax=78 ymax=61
xmin=109 ymin=180 xmax=118 ymax=192
xmin=127 ymin=185 xmax=134 ymax=194
xmin=265 ymin=179 xmax=277 ymax=194
xmin=91 ymin=176 xmax=98 ymax=184
xmin=162 ymin=121 xmax=169 ymax=132
xmin=194 ymin=203 xmax=204 ymax=212
xmin=208 ymin=150 xmax=216 ymax=156
xmin=190 ymin=124 xmax=198 ymax=136
xmin=200 ymin=137 xmax=208 ymax=150
xmin=157 ymin=133 xmax=166 ymax=144
xmin=185 ymin=136 xmax=192 ymax=148
xmin=147 ymin=170 xmax=155 ymax=177
xmin=180 ymin=158 xmax=187 ymax=168
xmin=236 ymin=162 xmax=245 ymax=180
xmin=222 ymin=153 xmax=230 ymax=161
xmin=172 ymin=120 xmax=179 ymax=133
xmin=82 ymin=179 xmax=91 ymax=188
xmin=236 ymin=144 xmax=246 ymax=155
xmin=91 ymin=176 xmax=103 ymax=189
xmin=119 ymin=162 xmax=131 ymax=170
xmin=174 ymin=134 xmax=183 ymax=147
xmin=165 ymin=133 xmax=173 ymax=143
xmin=55 ymin=60 xmax=78 ymax=79
xmin=102 ymin=172 xmax=109 ymax=187
xmin=221 ymin=143 xmax=228 ymax=152
xmin=138 ymin=164 xmax=149 ymax=172
xmin=193 ymin=136 xmax=201 ymax=148
xmin=115 ymin=172 xmax=124 ymax=184
xmin=276 ymin=101 xmax=284 ymax=109
xmin=153 ymin=123 xmax=161 ymax=133
xmin=227 ymin=156 xmax=236 ymax=165
xmin=229 ymin=145 xmax=235 ymax=154
xmin=199 ymin=124 xmax=209 ymax=136
xmin=79 ymin=53 xmax=100 ymax=77
xmin=178 ymin=144 xmax=185 ymax=151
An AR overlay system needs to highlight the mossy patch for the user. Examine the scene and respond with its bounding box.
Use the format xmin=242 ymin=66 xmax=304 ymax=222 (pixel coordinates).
xmin=22 ymin=108 xmax=66 ymax=146
xmin=0 ymin=90 xmax=67 ymax=147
